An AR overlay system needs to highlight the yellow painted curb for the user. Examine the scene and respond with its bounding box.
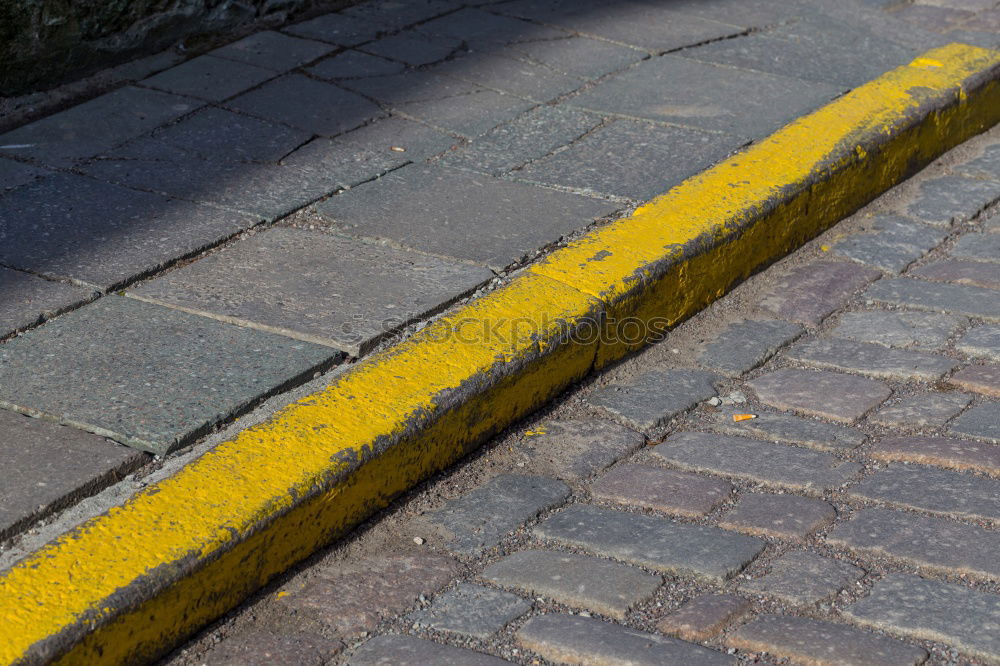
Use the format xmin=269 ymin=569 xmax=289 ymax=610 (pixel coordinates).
xmin=2 ymin=43 xmax=999 ymax=665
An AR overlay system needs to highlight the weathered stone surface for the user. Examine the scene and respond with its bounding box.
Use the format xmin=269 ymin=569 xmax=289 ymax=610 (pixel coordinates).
xmin=698 ymin=319 xmax=804 ymax=376
xmin=0 ymin=296 xmax=339 ymax=454
xmin=142 ymin=54 xmax=275 ymax=102
xmin=906 ymin=175 xmax=1000 ymax=226
xmin=307 ymin=51 xmax=406 ymax=80
xmin=653 ymin=432 xmax=861 ymax=493
xmin=590 ymin=464 xmax=733 ymax=517
xmin=957 ymin=325 xmax=1000 ymax=361
xmin=0 ymin=267 xmax=94 ymax=339
xmin=507 ymin=35 xmax=644 ymax=79
xmin=315 ymin=163 xmax=618 ymax=270
xmin=585 ymin=369 xmax=720 ymax=433
xmin=831 ymin=310 xmax=964 ymax=349
xmin=718 ymin=493 xmax=836 ymax=539
xmin=0 ymin=158 xmax=47 ymax=192
xmin=870 ymin=393 xmax=972 ymax=429
xmin=851 ymin=465 xmax=1000 ymax=522
xmin=534 ymin=504 xmax=764 ymax=582
xmin=865 ymin=277 xmax=1000 ymax=321
xmin=729 ymin=615 xmax=927 ymax=666
xmin=956 ymin=144 xmax=1000 ymax=181
xmin=517 ymin=614 xmax=735 ymax=666
xmin=748 ymin=369 xmax=891 ymax=424
xmin=707 ymin=407 xmax=865 ymax=452
xmin=741 ymin=551 xmax=865 ymax=606
xmin=517 ymin=418 xmax=645 ymax=481
xmin=211 ymin=31 xmax=335 ymax=72
xmin=361 ymin=30 xmax=464 ymax=66
xmin=948 ymin=365 xmax=1000 ymax=398
xmin=129 ymin=227 xmax=490 ymax=356
xmin=759 ymin=261 xmax=881 ymax=325
xmin=343 ymin=0 xmax=459 ymax=33
xmin=427 ymin=474 xmax=570 ymax=555
xmin=656 ymin=594 xmax=751 ymax=642
xmin=283 ymin=13 xmax=385 ymax=46
xmin=432 ymin=50 xmax=583 ymax=102
xmin=950 ymin=402 xmax=1000 ymax=443
xmin=829 ymin=507 xmax=1000 ymax=580
xmin=408 ymin=583 xmax=529 ymax=639
xmin=209 ymin=630 xmax=342 ymax=666
xmin=417 ymin=7 xmax=568 ymax=49
xmin=787 ymin=337 xmax=957 ymax=381
xmin=912 ymin=259 xmax=1000 ymax=290
xmin=482 ymin=550 xmax=661 ymax=620
xmin=349 ymin=635 xmax=507 ymax=665
xmin=871 ymin=436 xmax=1000 ymax=476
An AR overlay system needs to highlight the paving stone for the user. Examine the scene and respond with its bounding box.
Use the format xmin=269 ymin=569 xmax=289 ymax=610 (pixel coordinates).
xmin=283 ymin=13 xmax=385 ymax=46
xmin=534 ymin=504 xmax=764 ymax=582
xmin=590 ymin=464 xmax=733 ymax=517
xmin=786 ymin=337 xmax=958 ymax=381
xmin=849 ymin=464 xmax=1000 ymax=522
xmin=316 ymin=163 xmax=618 ymax=269
xmin=361 ymin=30 xmax=465 ymax=66
xmin=698 ymin=319 xmax=804 ymax=376
xmin=307 ymin=51 xmax=406 ymax=80
xmin=211 ymin=30 xmax=335 ymax=71
xmin=830 ymin=508 xmax=1000 ymax=580
xmin=870 ymin=392 xmax=972 ymax=428
xmin=906 ymin=175 xmax=1000 ymax=226
xmin=871 ymin=434 xmax=1000 ymax=475
xmin=719 ymin=493 xmax=836 ymax=539
xmin=729 ymin=615 xmax=928 ymax=666
xmin=584 ymin=369 xmax=720 ymax=434
xmin=831 ymin=310 xmax=965 ymax=349
xmin=517 ymin=613 xmax=736 ymax=666
xmin=912 ymin=259 xmax=1000 ymax=290
xmin=225 ymin=73 xmax=385 ymax=137
xmin=515 ymin=118 xmax=744 ymax=201
xmin=707 ymin=407 xmax=865 ymax=452
xmin=507 ymin=35 xmax=645 ymax=79
xmin=741 ymin=551 xmax=865 ymax=606
xmin=843 ymin=574 xmax=1000 ymax=662
xmin=865 ymin=277 xmax=1000 ymax=321
xmin=0 ymin=409 xmax=147 ymax=539
xmin=516 ymin=418 xmax=645 ymax=481
xmin=0 ymin=157 xmax=47 ymax=192
xmin=957 ymin=325 xmax=1000 ymax=361
xmin=0 ymin=86 xmax=201 ymax=166
xmin=950 ymin=402 xmax=1000 ymax=443
xmin=748 ymin=368 xmax=891 ymax=424
xmin=569 ymin=55 xmax=842 ymax=139
xmin=416 ymin=8 xmax=568 ymax=50
xmin=427 ymin=474 xmax=570 ymax=555
xmin=951 ymin=232 xmax=1000 ymax=263
xmin=343 ymin=0 xmax=460 ymax=32
xmin=481 ymin=549 xmax=661 ymax=620
xmin=948 ymin=365 xmax=1000 ymax=398
xmin=760 ymin=261 xmax=882 ymax=326
xmin=894 ymin=4 xmax=977 ymax=30
xmin=656 ymin=594 xmax=751 ymax=642
xmin=349 ymin=635 xmax=507 ymax=665
xmin=340 ymin=69 xmax=480 ymax=105
xmin=280 ymin=553 xmax=460 ymax=637
xmin=829 ymin=215 xmax=949 ymax=272
xmin=652 ymin=431 xmax=862 ymax=493
xmin=210 ymin=630 xmax=342 ymax=666
xmin=0 ymin=267 xmax=95 ymax=339
xmin=956 ymin=144 xmax=1000 ymax=181
xmin=142 ymin=54 xmax=275 ymax=102
xmin=0 ymin=172 xmax=253 ymax=289
xmin=408 ymin=583 xmax=530 ymax=639
xmin=431 ymin=51 xmax=584 ymax=102
xmin=0 ymin=296 xmax=339 ymax=454
xmin=129 ymin=227 xmax=490 ymax=355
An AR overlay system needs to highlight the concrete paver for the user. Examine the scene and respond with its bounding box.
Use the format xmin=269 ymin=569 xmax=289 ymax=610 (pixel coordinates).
xmin=949 ymin=402 xmax=1000 ymax=442
xmin=830 ymin=310 xmax=965 ymax=349
xmin=850 ymin=463 xmax=1000 ymax=522
xmin=912 ymin=258 xmax=1000 ymax=289
xmin=707 ymin=407 xmax=865 ymax=452
xmin=656 ymin=594 xmax=751 ymax=642
xmin=0 ymin=158 xmax=47 ymax=192
xmin=870 ymin=393 xmax=972 ymax=429
xmin=865 ymin=277 xmax=1000 ymax=321
xmin=828 ymin=215 xmax=949 ymax=272
xmin=786 ymin=337 xmax=958 ymax=381
xmin=0 ymin=268 xmax=95 ymax=339
xmin=515 ymin=418 xmax=645 ymax=481
xmin=870 ymin=434 xmax=999 ymax=475
xmin=697 ymin=319 xmax=804 ymax=376
xmin=951 ymin=231 xmax=1000 ymax=262
xmin=141 ymin=54 xmax=276 ymax=102
xmin=307 ymin=51 xmax=406 ymax=80
xmin=407 ymin=583 xmax=530 ymax=640
xmin=740 ymin=551 xmax=865 ymax=606
xmin=349 ymin=635 xmax=508 ymax=665
xmin=210 ymin=30 xmax=336 ymax=71
xmin=748 ymin=368 xmax=891 ymax=423
xmin=584 ymin=369 xmax=720 ymax=434
xmin=948 ymin=364 xmax=1000 ymax=397
xmin=590 ymin=464 xmax=734 ymax=517
xmin=718 ymin=493 xmax=836 ymax=539
xmin=956 ymin=324 xmax=1000 ymax=360
xmin=906 ymin=174 xmax=1000 ymax=225
xmin=759 ymin=261 xmax=882 ymax=325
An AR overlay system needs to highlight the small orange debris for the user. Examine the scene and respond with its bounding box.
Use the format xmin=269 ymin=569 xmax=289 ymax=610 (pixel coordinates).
xmin=390 ymin=145 xmax=406 ymax=152
xmin=732 ymin=413 xmax=757 ymax=422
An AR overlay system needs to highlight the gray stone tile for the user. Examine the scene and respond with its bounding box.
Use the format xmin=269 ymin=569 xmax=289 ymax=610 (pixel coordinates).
xmin=507 ymin=36 xmax=645 ymax=79
xmin=906 ymin=175 xmax=1000 ymax=226
xmin=830 ymin=508 xmax=1000 ymax=580
xmin=315 ymin=163 xmax=618 ymax=270
xmin=339 ymin=69 xmax=476 ymax=105
xmin=912 ymin=259 xmax=1000 ymax=290
xmin=517 ymin=418 xmax=645 ymax=481
xmin=0 ymin=172 xmax=253 ymax=289
xmin=427 ymin=474 xmax=570 ymax=555
xmin=438 ymin=106 xmax=601 ymax=177
xmin=0 ymin=86 xmax=202 ymax=166
xmin=283 ymin=13 xmax=385 ymax=47
xmin=408 ymin=583 xmax=529 ymax=640
xmin=950 ymin=402 xmax=1000 ymax=443
xmin=360 ymin=30 xmax=465 ymax=66
xmin=416 ymin=8 xmax=569 ymax=50
xmin=719 ymin=493 xmax=836 ymax=539
xmin=870 ymin=393 xmax=972 ymax=429
xmin=831 ymin=310 xmax=965 ymax=349
xmin=307 ymin=51 xmax=406 ymax=80
xmin=656 ymin=594 xmax=751 ymax=642
xmin=0 ymin=157 xmax=48 ymax=192
xmin=652 ymin=432 xmax=862 ymax=494
xmin=225 ymin=74 xmax=385 ymax=137
xmin=517 ymin=613 xmax=735 ymax=666
xmin=627 ymin=0 xmax=796 ymax=29
xmin=894 ymin=3 xmax=977 ymax=30
xmin=210 ymin=630 xmax=342 ymax=666
xmin=535 ymin=504 xmax=764 ymax=582
xmin=843 ymin=574 xmax=1000 ymax=662
xmin=786 ymin=337 xmax=958 ymax=381
xmin=760 ymin=261 xmax=882 ymax=326
xmin=748 ymin=368 xmax=891 ymax=424
xmin=514 ymin=118 xmax=745 ymax=201
xmin=699 ymin=319 xmax=804 ymax=375
xmin=585 ymin=369 xmax=720 ymax=434
xmin=707 ymin=407 xmax=865 ymax=452
xmin=591 ymin=464 xmax=734 ymax=517
xmin=955 ymin=144 xmax=1000 ymax=181
xmin=343 ymin=0 xmax=461 ymax=32
xmin=957 ymin=325 xmax=1000 ymax=361
xmin=865 ymin=277 xmax=1000 ymax=322
xmin=850 ymin=464 xmax=1000 ymax=522
xmin=951 ymin=232 xmax=1000 ymax=263
xmin=129 ymin=228 xmax=491 ymax=355
xmin=0 ymin=267 xmax=95 ymax=338
xmin=729 ymin=615 xmax=928 ymax=666
xmin=0 ymin=296 xmax=340 ymax=454
xmin=211 ymin=31 xmax=335 ymax=71
xmin=569 ymin=55 xmax=842 ymax=139
xmin=431 ymin=50 xmax=584 ymax=102
xmin=0 ymin=409 xmax=147 ymax=539
xmin=829 ymin=214 xmax=948 ymax=273
xmin=142 ymin=54 xmax=276 ymax=102
xmin=948 ymin=365 xmax=1000 ymax=398
xmin=349 ymin=635 xmax=506 ymax=666
xmin=482 ymin=549 xmax=661 ymax=620
xmin=742 ymin=551 xmax=865 ymax=606
xmin=872 ymin=434 xmax=1000 ymax=476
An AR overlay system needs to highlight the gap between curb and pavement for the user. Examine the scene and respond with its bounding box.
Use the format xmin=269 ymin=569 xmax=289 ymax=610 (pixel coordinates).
xmin=1 ymin=42 xmax=999 ymax=666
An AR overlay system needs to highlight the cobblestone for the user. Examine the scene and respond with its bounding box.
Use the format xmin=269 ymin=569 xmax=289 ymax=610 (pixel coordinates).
xmin=871 ymin=435 xmax=1000 ymax=475
xmin=947 ymin=364 xmax=1000 ymax=398
xmin=697 ymin=319 xmax=803 ymax=376
xmin=786 ymin=337 xmax=957 ymax=381
xmin=590 ymin=464 xmax=733 ymax=517
xmin=956 ymin=144 xmax=1000 ymax=180
xmin=748 ymin=369 xmax=891 ymax=423
xmin=950 ymin=402 xmax=1000 ymax=442
xmin=585 ymin=369 xmax=720 ymax=434
xmin=707 ymin=407 xmax=865 ymax=452
xmin=517 ymin=418 xmax=645 ymax=481
xmin=912 ymin=258 xmax=1000 ymax=290
xmin=741 ymin=551 xmax=865 ymax=606
xmin=407 ymin=583 xmax=530 ymax=640
xmin=759 ymin=261 xmax=882 ymax=325
xmin=656 ymin=594 xmax=751 ymax=642
xmin=831 ymin=310 xmax=964 ymax=349
xmin=905 ymin=175 xmax=1000 ymax=226
xmin=850 ymin=464 xmax=1000 ymax=522
xmin=348 ymin=635 xmax=508 ymax=665
xmin=870 ymin=393 xmax=972 ymax=429
xmin=951 ymin=231 xmax=1000 ymax=263
xmin=208 ymin=630 xmax=341 ymax=666
xmin=865 ymin=277 xmax=1000 ymax=321
xmin=829 ymin=214 xmax=948 ymax=272
xmin=956 ymin=325 xmax=1000 ymax=361
xmin=718 ymin=493 xmax=836 ymax=539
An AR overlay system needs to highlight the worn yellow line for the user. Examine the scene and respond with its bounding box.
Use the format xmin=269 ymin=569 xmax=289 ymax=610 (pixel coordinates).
xmin=0 ymin=43 xmax=997 ymax=665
